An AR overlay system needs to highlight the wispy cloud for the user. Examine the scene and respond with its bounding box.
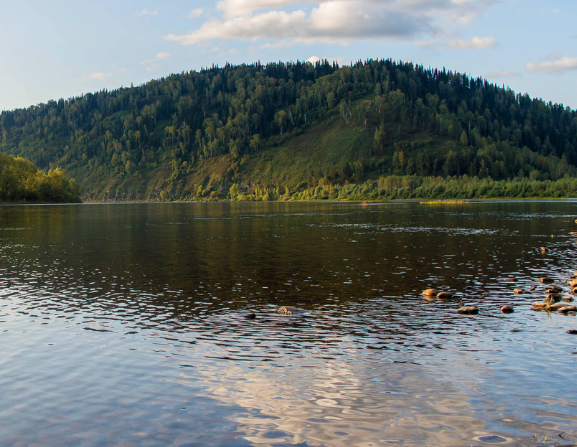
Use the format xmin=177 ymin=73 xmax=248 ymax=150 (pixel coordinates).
xmin=88 ymin=72 xmax=113 ymax=80
xmin=415 ymin=38 xmax=438 ymax=48
xmin=138 ymin=8 xmax=158 ymax=17
xmin=140 ymin=52 xmax=172 ymax=72
xmin=188 ymin=8 xmax=204 ymax=18
xmin=165 ymin=0 xmax=496 ymax=46
xmin=526 ymin=56 xmax=577 ymax=73
xmin=487 ymin=70 xmax=520 ymax=78
xmin=140 ymin=60 xmax=161 ymax=72
xmin=447 ymin=36 xmax=496 ymax=49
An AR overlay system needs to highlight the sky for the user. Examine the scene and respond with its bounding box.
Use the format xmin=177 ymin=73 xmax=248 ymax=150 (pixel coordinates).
xmin=0 ymin=0 xmax=576 ymax=111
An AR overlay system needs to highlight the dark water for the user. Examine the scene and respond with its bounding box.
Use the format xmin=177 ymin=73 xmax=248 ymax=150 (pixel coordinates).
xmin=1 ymin=201 xmax=577 ymax=446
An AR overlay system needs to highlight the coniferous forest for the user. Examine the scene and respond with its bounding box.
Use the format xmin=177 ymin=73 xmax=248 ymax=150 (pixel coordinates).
xmin=1 ymin=59 xmax=576 ymax=201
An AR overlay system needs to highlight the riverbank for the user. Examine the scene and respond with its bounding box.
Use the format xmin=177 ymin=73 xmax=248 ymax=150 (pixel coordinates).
xmin=79 ymin=175 xmax=577 ymax=203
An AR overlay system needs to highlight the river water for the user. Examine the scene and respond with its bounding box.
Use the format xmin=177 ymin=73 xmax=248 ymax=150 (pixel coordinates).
xmin=1 ymin=201 xmax=577 ymax=446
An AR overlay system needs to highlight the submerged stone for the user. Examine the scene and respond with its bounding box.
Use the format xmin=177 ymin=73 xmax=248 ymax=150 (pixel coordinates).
xmin=549 ymin=303 xmax=568 ymax=311
xmin=478 ymin=435 xmax=507 ymax=443
xmin=566 ymin=329 xmax=577 ymax=335
xmin=457 ymin=306 xmax=479 ymax=315
xmin=545 ymin=285 xmax=563 ymax=294
xmin=437 ymin=291 xmax=453 ymax=299
xmin=539 ymin=277 xmax=554 ymax=284
xmin=563 ymin=296 xmax=574 ymax=303
xmin=558 ymin=305 xmax=577 ymax=314
xmin=244 ymin=312 xmax=256 ymax=319
xmin=501 ymin=305 xmax=514 ymax=314
xmin=513 ymin=288 xmax=524 ymax=294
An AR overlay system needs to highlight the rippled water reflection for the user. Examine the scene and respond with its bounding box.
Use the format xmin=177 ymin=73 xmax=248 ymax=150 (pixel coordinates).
xmin=1 ymin=201 xmax=577 ymax=446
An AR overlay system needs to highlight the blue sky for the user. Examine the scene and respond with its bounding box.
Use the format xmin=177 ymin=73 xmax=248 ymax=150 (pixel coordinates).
xmin=0 ymin=0 xmax=575 ymax=111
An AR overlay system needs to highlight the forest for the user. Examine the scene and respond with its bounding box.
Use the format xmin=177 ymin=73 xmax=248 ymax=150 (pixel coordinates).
xmin=0 ymin=59 xmax=576 ymax=201
xmin=0 ymin=152 xmax=80 ymax=203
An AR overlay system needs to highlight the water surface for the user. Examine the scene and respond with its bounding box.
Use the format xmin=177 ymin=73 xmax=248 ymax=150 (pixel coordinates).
xmin=1 ymin=201 xmax=577 ymax=446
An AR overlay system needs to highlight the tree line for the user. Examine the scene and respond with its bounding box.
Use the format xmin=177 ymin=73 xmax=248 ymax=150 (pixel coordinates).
xmin=0 ymin=152 xmax=80 ymax=203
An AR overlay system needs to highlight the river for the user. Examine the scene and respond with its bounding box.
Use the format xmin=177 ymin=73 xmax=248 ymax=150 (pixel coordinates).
xmin=1 ymin=201 xmax=576 ymax=446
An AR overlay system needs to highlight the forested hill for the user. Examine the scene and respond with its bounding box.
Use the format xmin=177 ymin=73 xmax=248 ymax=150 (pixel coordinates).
xmin=1 ymin=59 xmax=576 ymax=201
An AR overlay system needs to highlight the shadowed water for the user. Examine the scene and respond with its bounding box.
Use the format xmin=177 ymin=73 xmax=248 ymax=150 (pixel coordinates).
xmin=1 ymin=201 xmax=577 ymax=446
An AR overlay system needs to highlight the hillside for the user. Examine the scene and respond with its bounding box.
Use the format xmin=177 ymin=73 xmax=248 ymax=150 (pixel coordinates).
xmin=1 ymin=59 xmax=576 ymax=201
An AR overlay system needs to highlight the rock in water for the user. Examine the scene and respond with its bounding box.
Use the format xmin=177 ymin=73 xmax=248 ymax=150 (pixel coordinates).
xmin=276 ymin=306 xmax=306 ymax=315
xmin=540 ymin=247 xmax=547 ymax=254
xmin=244 ymin=312 xmax=256 ymax=319
xmin=437 ymin=291 xmax=453 ymax=299
xmin=570 ymin=278 xmax=577 ymax=288
xmin=514 ymin=288 xmax=524 ymax=294
xmin=422 ymin=289 xmax=438 ymax=297
xmin=457 ymin=306 xmax=479 ymax=315
xmin=532 ymin=302 xmax=548 ymax=310
xmin=529 ymin=285 xmax=537 ymax=291
xmin=558 ymin=306 xmax=577 ymax=314
xmin=562 ymin=296 xmax=574 ymax=303
xmin=545 ymin=285 xmax=563 ymax=294
xmin=549 ymin=303 xmax=567 ymax=311
xmin=544 ymin=294 xmax=562 ymax=305
xmin=566 ymin=329 xmax=577 ymax=335
xmin=501 ymin=305 xmax=514 ymax=313
xmin=539 ymin=277 xmax=554 ymax=284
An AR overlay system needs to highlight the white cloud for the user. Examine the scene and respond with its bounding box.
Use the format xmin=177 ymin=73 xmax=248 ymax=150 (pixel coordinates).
xmin=189 ymin=8 xmax=204 ymax=18
xmin=447 ymin=36 xmax=496 ymax=49
xmin=138 ymin=8 xmax=158 ymax=16
xmin=487 ymin=70 xmax=520 ymax=78
xmin=165 ymin=0 xmax=496 ymax=46
xmin=166 ymin=10 xmax=308 ymax=45
xmin=526 ymin=56 xmax=577 ymax=73
xmin=305 ymin=55 xmax=343 ymax=66
xmin=216 ymin=0 xmax=318 ymax=19
xmin=88 ymin=72 xmax=113 ymax=80
xmin=155 ymin=52 xmax=172 ymax=59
